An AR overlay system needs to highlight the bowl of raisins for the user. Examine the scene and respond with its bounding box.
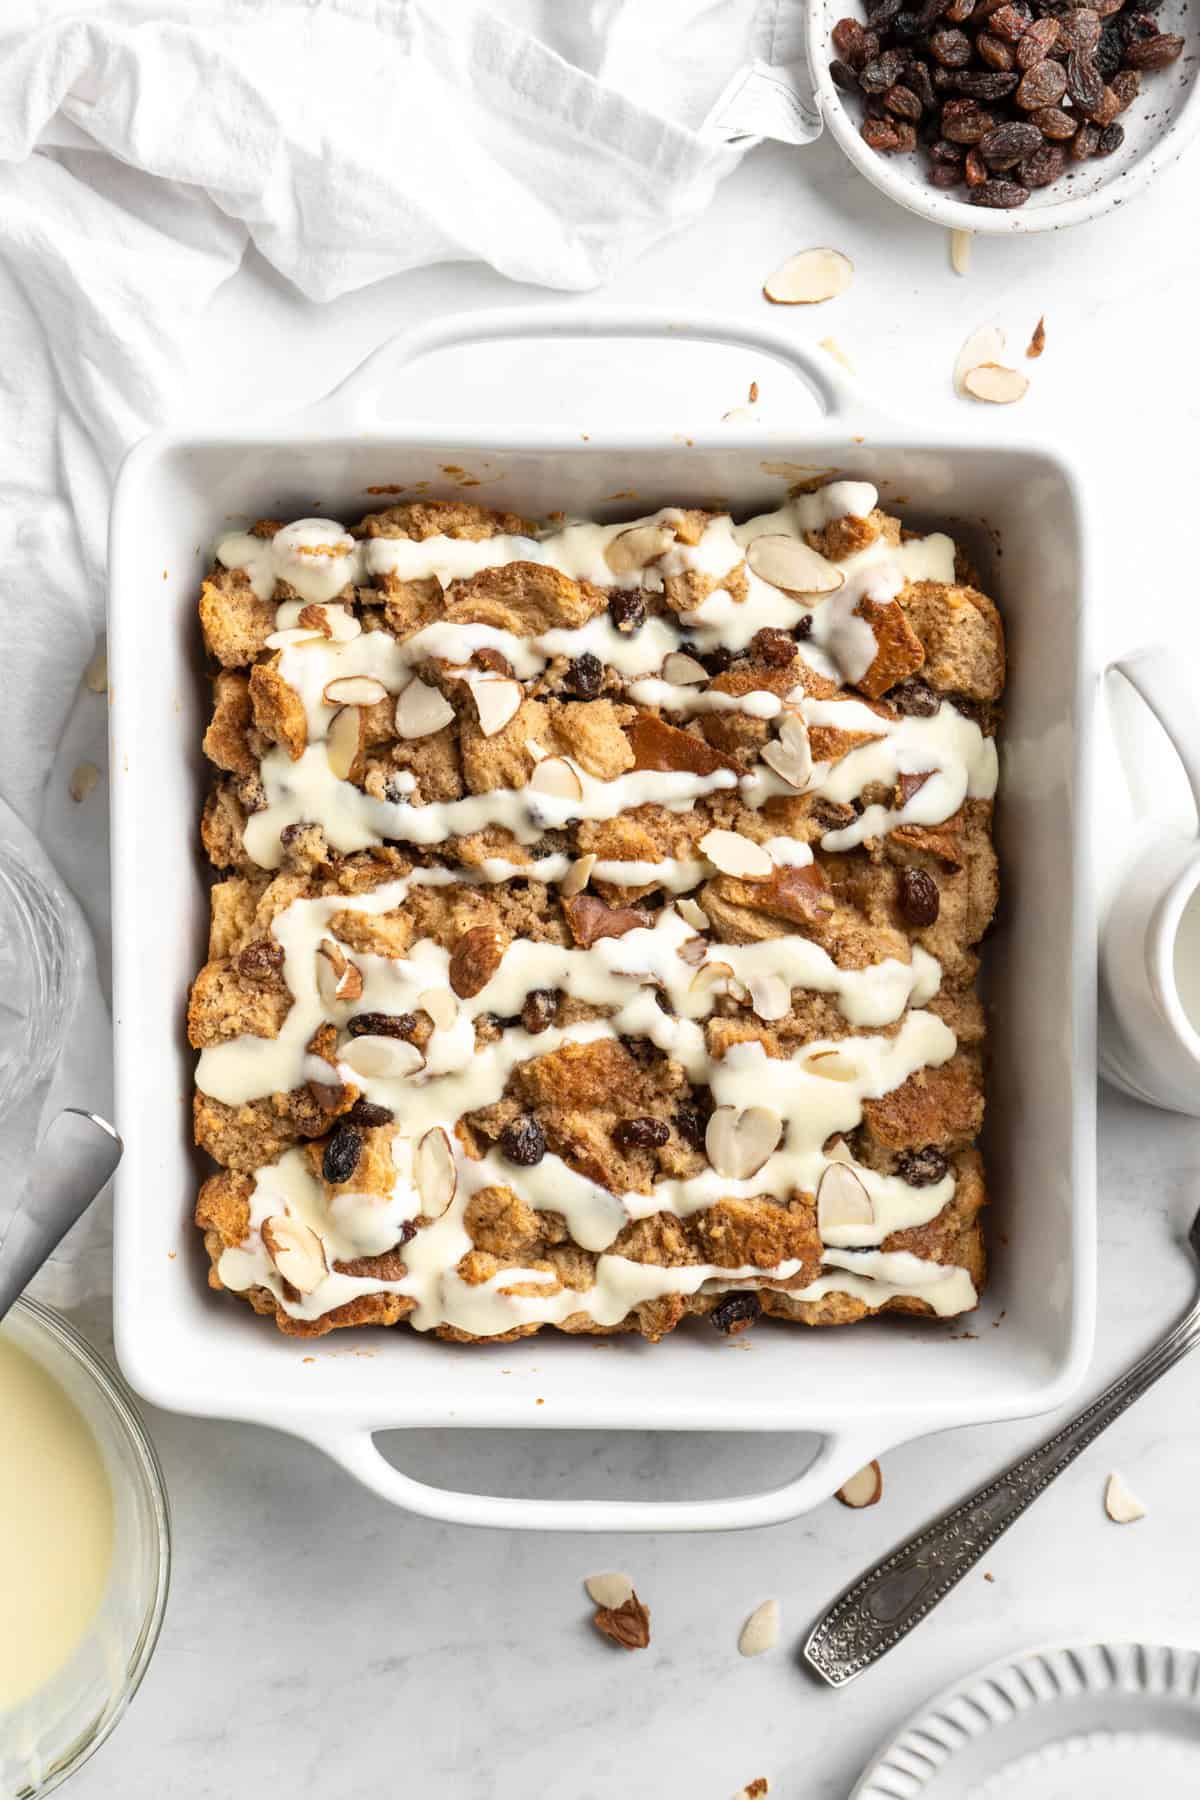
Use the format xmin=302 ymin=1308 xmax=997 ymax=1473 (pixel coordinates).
xmin=809 ymin=0 xmax=1197 ymax=230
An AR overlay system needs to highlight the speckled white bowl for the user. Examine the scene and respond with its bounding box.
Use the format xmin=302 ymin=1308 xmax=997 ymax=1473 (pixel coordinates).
xmin=806 ymin=0 xmax=1200 ymax=233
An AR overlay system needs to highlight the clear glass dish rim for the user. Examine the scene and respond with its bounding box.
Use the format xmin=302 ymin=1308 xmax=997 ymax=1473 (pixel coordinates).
xmin=5 ymin=1295 xmax=172 ymax=1795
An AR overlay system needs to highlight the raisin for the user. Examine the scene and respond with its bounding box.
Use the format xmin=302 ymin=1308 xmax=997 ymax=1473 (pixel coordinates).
xmin=970 ymin=175 xmax=1031 ymax=204
xmin=674 ymin=1102 xmax=710 ymax=1149
xmin=832 ymin=16 xmax=870 ymax=62
xmin=941 ymin=98 xmax=995 ymax=139
xmin=908 ymin=59 xmax=938 ymax=106
xmin=1110 ymin=68 xmax=1140 ymax=108
xmin=569 ymin=651 xmax=604 ymax=697
xmin=1016 ymin=14 xmax=1060 ymax=62
xmin=1097 ymin=120 xmax=1125 ymax=151
xmin=1065 ymin=47 xmax=1103 ymax=107
xmin=1058 ymin=6 xmax=1100 ymax=49
xmin=614 ymin=1116 xmax=671 ymax=1152
xmin=897 ymin=1146 xmax=949 ymax=1186
xmin=1016 ymin=57 xmax=1067 ymax=103
xmin=1071 ymin=118 xmax=1101 ymax=155
xmin=793 ymin=615 xmax=814 ymax=641
xmin=235 ymin=938 xmax=284 ymax=982
xmin=885 ymin=82 xmax=925 ymax=119
xmin=894 ymin=8 xmax=925 ymax=33
xmin=710 ymin=1292 xmax=762 ymax=1336
xmin=890 ymin=678 xmax=940 ymax=716
xmin=831 ymin=57 xmax=862 ymax=91
xmin=990 ymin=2 xmax=1032 ymax=37
xmin=1020 ymin=140 xmax=1067 ymax=182
xmin=1119 ymin=11 xmax=1159 ymax=44
xmin=1095 ymin=21 xmax=1123 ymax=79
xmin=1031 ymin=102 xmax=1078 ymax=136
xmin=752 ymin=627 xmax=799 ymax=666
xmin=862 ymin=116 xmax=904 ymax=149
xmin=500 ymin=1115 xmax=546 ymax=1166
xmin=956 ymin=67 xmax=1020 ymax=95
xmin=929 ymin=159 xmax=964 ymax=184
xmin=932 ymin=62 xmax=960 ymax=88
xmin=700 ymin=646 xmax=735 ymax=676
xmin=347 ymin=1012 xmax=417 ymax=1039
xmin=868 ymin=0 xmax=905 ymax=22
xmin=1122 ymin=29 xmax=1183 ymax=66
xmin=608 ymin=592 xmax=645 ymax=635
xmin=980 ymin=119 xmax=1044 ymax=158
xmin=344 ymin=1099 xmax=394 ymax=1128
xmin=965 ymin=144 xmax=989 ymax=181
xmin=931 ymin=26 xmax=974 ymax=62
xmin=945 ymin=0 xmax=975 ymax=18
xmin=1087 ymin=82 xmax=1121 ymax=122
xmin=322 ymin=1127 xmax=362 ymax=1185
xmin=978 ymin=32 xmax=1016 ymax=68
xmin=930 ymin=135 xmax=967 ymax=161
xmin=521 ymin=989 xmax=558 ymax=1034
xmin=898 ymin=866 xmax=941 ymax=924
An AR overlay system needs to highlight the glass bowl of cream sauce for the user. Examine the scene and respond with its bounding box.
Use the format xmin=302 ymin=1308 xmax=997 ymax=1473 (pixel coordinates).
xmin=0 ymin=1297 xmax=169 ymax=1792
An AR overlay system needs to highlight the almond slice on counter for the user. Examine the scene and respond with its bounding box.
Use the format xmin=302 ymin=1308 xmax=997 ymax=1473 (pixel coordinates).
xmin=261 ymin=1215 xmax=328 ymax=1295
xmin=471 ymin=674 xmax=522 ymax=738
xmin=395 ymin=678 xmax=455 ymax=739
xmin=315 ymin=937 xmax=363 ymax=1005
xmin=705 ymin=1106 xmax=783 ymax=1180
xmin=700 ymin=829 xmax=774 ymax=881
xmin=340 ymin=1035 xmax=426 ymax=1079
xmin=953 ymin=324 xmax=1006 ymax=397
xmin=415 ymin=1126 xmax=457 ymax=1220
xmin=69 ymin=762 xmax=100 ymax=803
xmin=604 ymin=523 xmax=674 ymax=577
xmin=592 ymin=1591 xmax=651 ymax=1651
xmin=325 ymin=705 xmax=361 ymax=781
xmin=584 ymin=1572 xmax=636 ymax=1610
xmin=322 ymin=674 xmax=388 ymax=708
xmin=417 ymin=988 xmax=458 ymax=1031
xmin=448 ymin=925 xmax=506 ymax=999
xmin=804 ymin=1049 xmax=857 ymax=1083
xmin=963 ymin=362 xmax=1029 ymax=406
xmin=737 ymin=1598 xmax=780 ymax=1658
xmin=84 ymin=646 xmax=108 ymax=693
xmin=560 ymin=853 xmax=597 ymax=898
xmin=661 ymin=651 xmax=708 ymax=687
xmin=762 ymin=713 xmax=813 ymax=790
xmin=746 ymin=535 xmax=845 ymax=598
xmin=749 ymin=974 xmax=790 ymax=1023
xmin=676 ymin=897 xmax=709 ymax=932
xmin=763 ymin=247 xmax=853 ymax=306
xmin=817 ymin=1163 xmax=874 ymax=1234
xmin=1104 ymin=1471 xmax=1147 ymax=1524
xmin=527 ymin=756 xmax=584 ymax=802
xmin=836 ymin=1460 xmax=883 ymax=1509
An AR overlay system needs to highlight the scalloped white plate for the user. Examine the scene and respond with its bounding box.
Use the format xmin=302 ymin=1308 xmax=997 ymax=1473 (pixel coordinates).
xmin=854 ymin=1643 xmax=1200 ymax=1798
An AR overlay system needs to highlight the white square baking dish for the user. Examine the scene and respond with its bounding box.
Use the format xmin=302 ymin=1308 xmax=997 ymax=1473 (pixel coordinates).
xmin=107 ymin=308 xmax=1097 ymax=1531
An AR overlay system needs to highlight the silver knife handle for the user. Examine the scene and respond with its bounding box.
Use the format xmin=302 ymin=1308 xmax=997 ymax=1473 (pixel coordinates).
xmin=805 ymin=1303 xmax=1200 ymax=1687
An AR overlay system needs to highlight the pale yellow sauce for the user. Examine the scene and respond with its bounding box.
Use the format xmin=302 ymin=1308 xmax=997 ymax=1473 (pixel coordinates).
xmin=0 ymin=1334 xmax=114 ymax=1709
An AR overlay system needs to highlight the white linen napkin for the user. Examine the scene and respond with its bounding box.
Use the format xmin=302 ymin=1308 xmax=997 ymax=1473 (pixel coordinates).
xmin=0 ymin=0 xmax=816 ymax=1301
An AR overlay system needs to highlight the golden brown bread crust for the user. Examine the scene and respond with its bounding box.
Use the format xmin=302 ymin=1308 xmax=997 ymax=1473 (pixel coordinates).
xmin=192 ymin=496 xmax=1002 ymax=1342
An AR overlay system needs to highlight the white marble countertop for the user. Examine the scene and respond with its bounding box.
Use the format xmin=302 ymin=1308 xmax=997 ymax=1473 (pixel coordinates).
xmin=71 ymin=125 xmax=1200 ymax=1798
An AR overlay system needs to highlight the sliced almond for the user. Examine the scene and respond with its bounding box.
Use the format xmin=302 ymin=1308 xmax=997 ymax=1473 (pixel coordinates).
xmin=690 ymin=959 xmax=736 ymax=998
xmin=949 ymin=228 xmax=972 ymax=279
xmin=322 ymin=674 xmax=388 ymax=708
xmin=325 ymin=705 xmax=361 ymax=781
xmin=265 ymin=625 xmax=326 ymax=650
xmin=761 ymin=713 xmax=813 ymax=790
xmin=448 ymin=925 xmax=506 ymax=999
xmin=963 ymin=362 xmax=1029 ymax=406
xmin=560 ymin=853 xmax=597 ymax=898
xmin=584 ymin=1572 xmax=635 ymax=1611
xmin=527 ymin=757 xmax=583 ymax=802
xmin=705 ymin=1106 xmax=783 ymax=1181
xmin=320 ymin=603 xmax=362 ymax=643
xmin=471 ymin=675 xmax=522 ymax=738
xmin=339 ymin=1035 xmax=426 ymax=1079
xmin=804 ymin=1049 xmax=857 ymax=1083
xmin=700 ymin=829 xmax=774 ymax=882
xmin=677 ymin=935 xmax=709 ymax=969
xmin=746 ymin=535 xmax=844 ymax=598
xmin=315 ymin=937 xmax=360 ymax=1006
xmin=836 ymin=1460 xmax=883 ymax=1509
xmin=817 ymin=1163 xmax=874 ymax=1234
xmin=417 ymin=988 xmax=458 ymax=1031
xmin=676 ymin=897 xmax=709 ymax=932
xmin=763 ymin=247 xmax=853 ymax=306
xmin=395 ymin=678 xmax=455 ymax=739
xmin=737 ymin=1598 xmax=780 ymax=1658
xmin=604 ymin=523 xmax=674 ymax=577
xmin=661 ymin=651 xmax=708 ymax=687
xmin=749 ymin=974 xmax=790 ymax=1023
xmin=261 ymin=1215 xmax=327 ymax=1296
xmin=954 ymin=324 xmax=1006 ymax=396
xmin=69 ymin=762 xmax=100 ymax=803
xmin=415 ymin=1126 xmax=457 ymax=1220
xmin=1105 ymin=1471 xmax=1147 ymax=1524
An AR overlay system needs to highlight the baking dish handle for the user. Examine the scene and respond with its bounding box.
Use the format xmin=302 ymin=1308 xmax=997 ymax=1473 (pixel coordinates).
xmin=1111 ymin=646 xmax=1200 ymax=826
xmin=308 ymin=1422 xmax=894 ymax=1533
xmin=305 ymin=305 xmax=865 ymax=430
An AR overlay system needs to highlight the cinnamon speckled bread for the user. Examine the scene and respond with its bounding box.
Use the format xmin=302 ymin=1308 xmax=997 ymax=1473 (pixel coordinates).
xmin=189 ymin=484 xmax=1001 ymax=1341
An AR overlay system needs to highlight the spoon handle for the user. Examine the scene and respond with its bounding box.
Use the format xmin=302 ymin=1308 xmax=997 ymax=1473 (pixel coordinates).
xmin=804 ymin=1300 xmax=1200 ymax=1687
xmin=0 ymin=1109 xmax=123 ymax=1323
